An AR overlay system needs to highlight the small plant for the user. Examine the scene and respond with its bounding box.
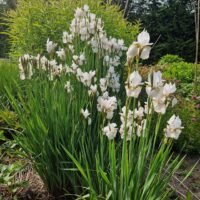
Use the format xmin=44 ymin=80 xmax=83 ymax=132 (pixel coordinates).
xmin=0 ymin=162 xmax=25 ymax=195
xmin=0 ymin=132 xmax=27 ymax=199
xmin=6 ymin=5 xmax=186 ymax=199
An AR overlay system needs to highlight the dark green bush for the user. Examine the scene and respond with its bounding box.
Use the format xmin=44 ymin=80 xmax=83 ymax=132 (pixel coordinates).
xmin=6 ymin=0 xmax=140 ymax=59
xmin=158 ymin=54 xmax=184 ymax=66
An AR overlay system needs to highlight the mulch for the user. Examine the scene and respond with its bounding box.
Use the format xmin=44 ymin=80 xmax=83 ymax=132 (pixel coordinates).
xmin=1 ymin=155 xmax=200 ymax=200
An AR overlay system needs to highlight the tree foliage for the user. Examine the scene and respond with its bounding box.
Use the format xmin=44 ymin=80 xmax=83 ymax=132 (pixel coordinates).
xmin=6 ymin=0 xmax=140 ymax=59
xmin=0 ymin=0 xmax=16 ymax=58
xmin=0 ymin=1 xmax=8 ymax=58
xmin=122 ymin=0 xmax=197 ymax=63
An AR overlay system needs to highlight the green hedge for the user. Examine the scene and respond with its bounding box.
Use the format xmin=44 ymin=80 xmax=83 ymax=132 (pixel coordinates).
xmin=157 ymin=55 xmax=196 ymax=83
xmin=162 ymin=61 xmax=194 ymax=83
xmin=157 ymin=55 xmax=200 ymax=154
xmin=157 ymin=55 xmax=200 ymax=96
xmin=6 ymin=0 xmax=140 ymax=59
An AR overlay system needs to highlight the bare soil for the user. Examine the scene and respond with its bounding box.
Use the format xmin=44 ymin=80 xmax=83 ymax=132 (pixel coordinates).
xmin=171 ymin=155 xmax=200 ymax=200
xmin=0 ymin=155 xmax=200 ymax=200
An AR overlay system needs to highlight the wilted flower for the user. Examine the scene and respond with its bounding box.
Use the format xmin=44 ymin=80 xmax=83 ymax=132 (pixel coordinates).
xmin=77 ymin=69 xmax=96 ymax=87
xmin=100 ymin=78 xmax=108 ymax=92
xmin=19 ymin=70 xmax=25 ymax=80
xmin=63 ymin=31 xmax=73 ymax=44
xmin=73 ymin=53 xmax=86 ymax=66
xmin=18 ymin=60 xmax=25 ymax=80
xmin=172 ymin=97 xmax=178 ymax=107
xmin=18 ymin=55 xmax=34 ymax=80
xmin=102 ymin=123 xmax=118 ymax=140
xmin=125 ymin=71 xmax=142 ymax=98
xmin=78 ymin=53 xmax=86 ymax=65
xmin=134 ymin=106 xmax=144 ymax=120
xmin=90 ymin=38 xmax=99 ymax=53
xmin=52 ymin=64 xmax=63 ymax=77
xmin=75 ymin=7 xmax=84 ymax=18
xmin=56 ymin=49 xmax=66 ymax=60
xmin=21 ymin=54 xmax=30 ymax=63
xmin=144 ymin=101 xmax=153 ymax=114
xmin=108 ymin=73 xmax=121 ymax=93
xmin=89 ymin=13 xmax=96 ymax=21
xmin=118 ymin=39 xmax=127 ymax=51
xmin=164 ymin=115 xmax=183 ymax=139
xmin=83 ymin=4 xmax=89 ymax=12
xmin=49 ymin=60 xmax=57 ymax=68
xmin=27 ymin=64 xmax=33 ymax=79
xmin=64 ymin=81 xmax=73 ymax=93
xmin=119 ymin=124 xmax=134 ymax=141
xmin=119 ymin=106 xmax=135 ymax=141
xmin=71 ymin=62 xmax=79 ymax=73
xmin=40 ymin=56 xmax=48 ymax=70
xmin=120 ymin=106 xmax=133 ymax=127
xmin=20 ymin=72 xmax=26 ymax=80
xmin=136 ymin=119 xmax=147 ymax=137
xmin=65 ymin=65 xmax=73 ymax=74
xmin=46 ymin=38 xmax=57 ymax=54
xmin=152 ymin=95 xmax=167 ymax=114
xmin=68 ymin=45 xmax=74 ymax=53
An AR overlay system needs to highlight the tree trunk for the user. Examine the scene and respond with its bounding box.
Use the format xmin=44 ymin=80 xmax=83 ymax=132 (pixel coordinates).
xmin=194 ymin=0 xmax=199 ymax=94
xmin=123 ymin=0 xmax=130 ymax=18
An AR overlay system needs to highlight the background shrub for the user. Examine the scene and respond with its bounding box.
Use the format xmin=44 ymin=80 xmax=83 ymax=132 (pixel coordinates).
xmin=162 ymin=61 xmax=194 ymax=83
xmin=139 ymin=60 xmax=200 ymax=154
xmin=156 ymin=55 xmax=200 ymax=153
xmin=0 ymin=2 xmax=9 ymax=58
xmin=6 ymin=0 xmax=140 ymax=59
xmin=0 ymin=59 xmax=20 ymax=144
xmin=161 ymin=97 xmax=200 ymax=154
xmin=157 ymin=55 xmax=200 ymax=96
xmin=0 ymin=59 xmax=19 ymax=108
xmin=158 ymin=54 xmax=184 ymax=66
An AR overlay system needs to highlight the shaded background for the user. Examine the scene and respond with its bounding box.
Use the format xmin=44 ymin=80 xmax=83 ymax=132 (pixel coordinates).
xmin=0 ymin=0 xmax=199 ymax=63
